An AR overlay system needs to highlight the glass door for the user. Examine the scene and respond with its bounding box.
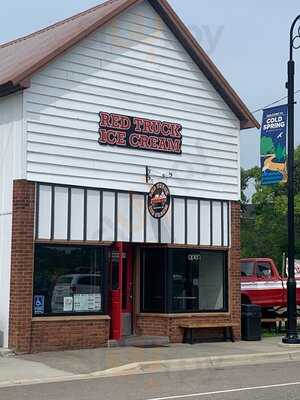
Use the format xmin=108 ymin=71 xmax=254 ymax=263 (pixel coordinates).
xmin=109 ymin=243 xmax=133 ymax=339
xmin=122 ymin=245 xmax=133 ymax=337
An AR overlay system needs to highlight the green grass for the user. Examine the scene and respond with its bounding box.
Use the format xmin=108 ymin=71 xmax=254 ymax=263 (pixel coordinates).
xmin=261 ymin=328 xmax=284 ymax=338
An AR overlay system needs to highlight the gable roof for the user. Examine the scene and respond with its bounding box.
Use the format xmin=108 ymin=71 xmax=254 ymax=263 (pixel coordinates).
xmin=0 ymin=0 xmax=259 ymax=130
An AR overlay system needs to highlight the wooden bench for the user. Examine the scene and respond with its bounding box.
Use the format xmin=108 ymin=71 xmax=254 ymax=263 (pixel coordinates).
xmin=261 ymin=316 xmax=300 ymax=334
xmin=180 ymin=322 xmax=239 ymax=344
xmin=261 ymin=318 xmax=287 ymax=334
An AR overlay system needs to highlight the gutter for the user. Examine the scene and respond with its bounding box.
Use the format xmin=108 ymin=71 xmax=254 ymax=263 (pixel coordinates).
xmin=0 ymin=79 xmax=31 ymax=98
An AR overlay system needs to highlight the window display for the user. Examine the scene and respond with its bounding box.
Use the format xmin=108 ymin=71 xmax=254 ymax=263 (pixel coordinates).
xmin=33 ymin=245 xmax=108 ymax=316
xmin=141 ymin=248 xmax=227 ymax=313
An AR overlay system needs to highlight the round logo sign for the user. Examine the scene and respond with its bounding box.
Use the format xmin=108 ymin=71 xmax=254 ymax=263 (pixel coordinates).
xmin=148 ymin=182 xmax=171 ymax=219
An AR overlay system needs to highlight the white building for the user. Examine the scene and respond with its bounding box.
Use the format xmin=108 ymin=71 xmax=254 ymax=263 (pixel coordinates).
xmin=0 ymin=0 xmax=258 ymax=352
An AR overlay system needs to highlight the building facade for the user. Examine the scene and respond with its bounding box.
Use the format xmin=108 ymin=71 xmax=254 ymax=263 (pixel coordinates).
xmin=0 ymin=0 xmax=258 ymax=352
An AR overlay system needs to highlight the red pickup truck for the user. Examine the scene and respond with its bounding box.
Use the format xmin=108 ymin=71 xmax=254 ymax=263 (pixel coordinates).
xmin=241 ymin=258 xmax=300 ymax=313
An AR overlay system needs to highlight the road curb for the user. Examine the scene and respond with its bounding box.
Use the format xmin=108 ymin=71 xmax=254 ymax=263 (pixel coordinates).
xmin=96 ymin=349 xmax=300 ymax=377
xmin=1 ymin=350 xmax=300 ymax=388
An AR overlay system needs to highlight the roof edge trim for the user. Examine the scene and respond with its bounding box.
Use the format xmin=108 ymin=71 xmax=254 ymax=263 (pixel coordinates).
xmin=0 ymin=82 xmax=21 ymax=98
xmin=10 ymin=0 xmax=143 ymax=87
xmin=148 ymin=0 xmax=260 ymax=130
xmin=1 ymin=0 xmax=259 ymax=130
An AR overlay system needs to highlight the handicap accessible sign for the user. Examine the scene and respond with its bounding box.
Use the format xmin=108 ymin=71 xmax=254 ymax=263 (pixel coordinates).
xmin=34 ymin=295 xmax=45 ymax=314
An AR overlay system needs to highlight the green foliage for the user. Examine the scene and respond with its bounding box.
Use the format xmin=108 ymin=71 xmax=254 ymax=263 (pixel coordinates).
xmin=274 ymin=144 xmax=286 ymax=162
xmin=261 ymin=136 xmax=275 ymax=155
xmin=241 ymin=145 xmax=300 ymax=267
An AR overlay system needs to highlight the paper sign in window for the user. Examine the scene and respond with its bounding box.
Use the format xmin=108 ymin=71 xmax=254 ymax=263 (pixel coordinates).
xmin=63 ymin=297 xmax=73 ymax=312
xmin=74 ymin=294 xmax=101 ymax=312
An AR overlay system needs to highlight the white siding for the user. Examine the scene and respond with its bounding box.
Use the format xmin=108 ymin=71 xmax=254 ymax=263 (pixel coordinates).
xmin=36 ymin=184 xmax=229 ymax=247
xmin=102 ymin=191 xmax=115 ymax=241
xmin=200 ymin=200 xmax=211 ymax=246
xmin=0 ymin=93 xmax=24 ymax=347
xmin=24 ymin=1 xmax=240 ymax=201
xmin=54 ymin=186 xmax=68 ymax=240
xmin=86 ymin=190 xmax=100 ymax=241
xmin=173 ymin=198 xmax=185 ymax=245
xmin=223 ymin=202 xmax=229 ymax=247
xmin=187 ymin=199 xmax=198 ymax=245
xmin=117 ymin=192 xmax=130 ymax=242
xmin=38 ymin=185 xmax=52 ymax=239
xmin=212 ymin=201 xmax=222 ymax=246
xmin=161 ymin=200 xmax=172 ymax=244
xmin=146 ymin=210 xmax=159 ymax=243
xmin=132 ymin=194 xmax=145 ymax=242
xmin=70 ymin=188 xmax=84 ymax=241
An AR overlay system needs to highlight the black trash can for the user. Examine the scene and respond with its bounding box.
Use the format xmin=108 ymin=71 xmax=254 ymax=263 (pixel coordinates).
xmin=241 ymin=304 xmax=261 ymax=341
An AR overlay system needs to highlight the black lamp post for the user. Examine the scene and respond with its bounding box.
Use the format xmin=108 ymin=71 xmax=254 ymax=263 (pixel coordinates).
xmin=282 ymin=15 xmax=300 ymax=344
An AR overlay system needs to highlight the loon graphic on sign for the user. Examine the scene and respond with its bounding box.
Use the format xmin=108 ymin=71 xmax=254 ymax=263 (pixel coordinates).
xmin=148 ymin=182 xmax=171 ymax=219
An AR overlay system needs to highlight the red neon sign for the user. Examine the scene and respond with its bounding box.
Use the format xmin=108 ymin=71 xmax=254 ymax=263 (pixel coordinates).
xmin=98 ymin=112 xmax=182 ymax=154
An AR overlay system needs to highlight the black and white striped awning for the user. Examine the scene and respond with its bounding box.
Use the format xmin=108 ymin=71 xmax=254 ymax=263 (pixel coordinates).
xmin=35 ymin=183 xmax=230 ymax=247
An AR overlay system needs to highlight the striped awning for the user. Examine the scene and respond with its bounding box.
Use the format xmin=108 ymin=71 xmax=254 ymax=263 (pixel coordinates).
xmin=36 ymin=183 xmax=230 ymax=247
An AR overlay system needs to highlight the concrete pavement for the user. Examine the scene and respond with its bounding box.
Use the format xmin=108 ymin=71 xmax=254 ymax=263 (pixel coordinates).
xmin=0 ymin=348 xmax=14 ymax=358
xmin=1 ymin=360 xmax=300 ymax=400
xmin=1 ymin=337 xmax=300 ymax=388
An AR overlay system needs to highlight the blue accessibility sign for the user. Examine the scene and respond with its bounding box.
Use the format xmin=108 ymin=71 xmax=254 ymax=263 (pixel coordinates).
xmin=34 ymin=295 xmax=45 ymax=314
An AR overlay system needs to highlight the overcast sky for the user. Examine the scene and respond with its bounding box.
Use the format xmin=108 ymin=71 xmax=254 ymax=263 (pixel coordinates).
xmin=1 ymin=0 xmax=300 ymax=169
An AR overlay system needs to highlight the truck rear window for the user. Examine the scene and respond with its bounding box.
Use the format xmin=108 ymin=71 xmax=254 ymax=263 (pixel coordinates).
xmin=241 ymin=262 xmax=254 ymax=277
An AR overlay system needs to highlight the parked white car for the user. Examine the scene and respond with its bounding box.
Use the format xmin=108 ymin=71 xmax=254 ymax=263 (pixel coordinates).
xmin=51 ymin=274 xmax=101 ymax=313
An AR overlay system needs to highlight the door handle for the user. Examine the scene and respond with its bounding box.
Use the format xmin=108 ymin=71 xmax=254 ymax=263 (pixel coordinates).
xmin=129 ymin=285 xmax=133 ymax=302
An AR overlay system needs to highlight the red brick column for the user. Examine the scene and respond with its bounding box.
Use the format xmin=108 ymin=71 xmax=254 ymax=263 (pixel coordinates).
xmin=9 ymin=180 xmax=35 ymax=353
xmin=230 ymin=201 xmax=241 ymax=340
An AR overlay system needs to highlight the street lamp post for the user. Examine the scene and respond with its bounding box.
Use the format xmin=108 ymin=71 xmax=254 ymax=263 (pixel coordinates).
xmin=283 ymin=15 xmax=300 ymax=344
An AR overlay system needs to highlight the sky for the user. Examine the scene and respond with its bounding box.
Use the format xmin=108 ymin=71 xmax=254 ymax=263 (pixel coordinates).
xmin=1 ymin=0 xmax=300 ymax=169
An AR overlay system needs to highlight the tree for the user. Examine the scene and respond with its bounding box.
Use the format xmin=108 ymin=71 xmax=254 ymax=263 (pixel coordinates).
xmin=241 ymin=145 xmax=300 ymax=268
xmin=275 ymin=143 xmax=286 ymax=162
xmin=261 ymin=136 xmax=275 ymax=155
xmin=240 ymin=166 xmax=260 ymax=211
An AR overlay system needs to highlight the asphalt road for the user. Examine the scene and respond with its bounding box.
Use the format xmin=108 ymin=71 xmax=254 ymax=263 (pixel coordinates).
xmin=1 ymin=361 xmax=300 ymax=400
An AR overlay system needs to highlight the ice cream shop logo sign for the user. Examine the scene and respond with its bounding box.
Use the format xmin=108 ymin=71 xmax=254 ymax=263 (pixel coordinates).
xmin=148 ymin=182 xmax=171 ymax=219
xmin=98 ymin=112 xmax=182 ymax=154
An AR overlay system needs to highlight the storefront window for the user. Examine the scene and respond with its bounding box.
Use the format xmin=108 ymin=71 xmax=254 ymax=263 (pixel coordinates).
xmin=170 ymin=250 xmax=226 ymax=312
xmin=141 ymin=248 xmax=227 ymax=313
xmin=141 ymin=248 xmax=167 ymax=312
xmin=33 ymin=245 xmax=108 ymax=316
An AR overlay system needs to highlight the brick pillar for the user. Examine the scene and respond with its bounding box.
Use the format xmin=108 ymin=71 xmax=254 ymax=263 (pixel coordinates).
xmin=9 ymin=180 xmax=35 ymax=353
xmin=230 ymin=201 xmax=241 ymax=340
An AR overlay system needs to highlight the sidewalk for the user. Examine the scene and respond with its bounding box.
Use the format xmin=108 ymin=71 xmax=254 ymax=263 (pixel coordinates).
xmin=1 ymin=337 xmax=300 ymax=388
